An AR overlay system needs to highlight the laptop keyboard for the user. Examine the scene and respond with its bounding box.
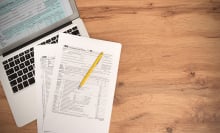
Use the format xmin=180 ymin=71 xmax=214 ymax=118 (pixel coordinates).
xmin=2 ymin=26 xmax=81 ymax=93
xmin=39 ymin=26 xmax=80 ymax=45
xmin=3 ymin=48 xmax=35 ymax=93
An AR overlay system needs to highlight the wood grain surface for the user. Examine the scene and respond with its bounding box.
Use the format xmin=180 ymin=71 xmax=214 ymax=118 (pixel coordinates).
xmin=0 ymin=0 xmax=220 ymax=133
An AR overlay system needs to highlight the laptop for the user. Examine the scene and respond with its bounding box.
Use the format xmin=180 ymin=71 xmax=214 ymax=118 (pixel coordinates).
xmin=0 ymin=0 xmax=89 ymax=127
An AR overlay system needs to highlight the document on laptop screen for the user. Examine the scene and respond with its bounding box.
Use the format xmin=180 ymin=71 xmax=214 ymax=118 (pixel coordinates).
xmin=0 ymin=0 xmax=73 ymax=49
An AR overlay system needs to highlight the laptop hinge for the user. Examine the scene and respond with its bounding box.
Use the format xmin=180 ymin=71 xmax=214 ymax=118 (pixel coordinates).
xmin=3 ymin=21 xmax=72 ymax=57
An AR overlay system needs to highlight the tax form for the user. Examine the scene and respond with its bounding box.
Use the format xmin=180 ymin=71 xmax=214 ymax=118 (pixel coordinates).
xmin=44 ymin=33 xmax=121 ymax=133
xmin=34 ymin=45 xmax=62 ymax=133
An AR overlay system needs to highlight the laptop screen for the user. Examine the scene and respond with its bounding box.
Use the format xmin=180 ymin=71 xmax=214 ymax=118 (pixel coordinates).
xmin=0 ymin=0 xmax=73 ymax=50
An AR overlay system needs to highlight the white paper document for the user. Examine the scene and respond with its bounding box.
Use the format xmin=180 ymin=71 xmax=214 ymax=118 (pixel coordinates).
xmin=44 ymin=33 xmax=121 ymax=133
xmin=34 ymin=45 xmax=62 ymax=133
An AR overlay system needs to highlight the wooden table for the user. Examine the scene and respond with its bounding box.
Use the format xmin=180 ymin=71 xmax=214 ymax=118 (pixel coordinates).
xmin=1 ymin=0 xmax=220 ymax=133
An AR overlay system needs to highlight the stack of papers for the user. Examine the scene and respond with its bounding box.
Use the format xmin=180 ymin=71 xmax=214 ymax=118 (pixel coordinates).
xmin=34 ymin=33 xmax=121 ymax=133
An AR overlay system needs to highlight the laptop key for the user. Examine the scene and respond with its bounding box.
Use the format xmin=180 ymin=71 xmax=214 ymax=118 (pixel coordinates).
xmin=14 ymin=55 xmax=19 ymax=59
xmin=9 ymin=61 xmax=15 ymax=67
xmin=8 ymin=57 xmax=13 ymax=62
xmin=17 ymin=77 xmax=22 ymax=83
xmin=6 ymin=68 xmax=14 ymax=75
xmin=25 ymin=49 xmax=29 ymax=54
xmin=4 ymin=64 xmax=9 ymax=70
xmin=19 ymin=63 xmax=25 ymax=69
xmin=72 ymin=26 xmax=77 ymax=31
xmin=19 ymin=52 xmax=24 ymax=56
xmin=28 ymin=65 xmax=33 ymax=71
xmin=46 ymin=39 xmax=51 ymax=43
xmin=8 ymin=73 xmax=17 ymax=81
xmin=25 ymin=54 xmax=30 ymax=59
xmin=23 ymin=68 xmax=28 ymax=74
xmin=30 ymin=58 xmax=34 ymax=64
xmin=28 ymin=72 xmax=33 ymax=78
xmin=41 ymin=42 xmax=46 ymax=45
xmin=30 ymin=47 xmax=33 ymax=51
xmin=23 ymin=80 xmax=29 ymax=87
xmin=15 ymin=59 xmax=20 ymax=64
xmin=20 ymin=56 xmax=25 ymax=62
xmin=72 ymin=30 xmax=79 ymax=35
xmin=28 ymin=77 xmax=35 ymax=85
xmin=12 ymin=86 xmax=18 ymax=93
xmin=14 ymin=66 xmax=19 ymax=71
xmin=30 ymin=51 xmax=34 ymax=57
xmin=22 ymin=75 xmax=28 ymax=80
xmin=25 ymin=60 xmax=30 ymax=66
xmin=52 ymin=37 xmax=56 ymax=40
xmin=17 ymin=70 xmax=23 ymax=76
xmin=18 ymin=83 xmax=23 ymax=90
xmin=67 ymin=29 xmax=72 ymax=33
xmin=10 ymin=80 xmax=17 ymax=87
xmin=3 ymin=60 xmax=8 ymax=64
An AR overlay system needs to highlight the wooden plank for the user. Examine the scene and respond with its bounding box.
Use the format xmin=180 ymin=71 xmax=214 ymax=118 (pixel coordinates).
xmin=0 ymin=0 xmax=220 ymax=133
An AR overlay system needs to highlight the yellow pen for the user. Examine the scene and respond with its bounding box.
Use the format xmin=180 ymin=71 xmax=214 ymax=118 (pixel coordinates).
xmin=78 ymin=52 xmax=104 ymax=89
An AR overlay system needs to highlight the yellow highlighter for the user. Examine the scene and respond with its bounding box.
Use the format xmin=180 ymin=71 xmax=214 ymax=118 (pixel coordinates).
xmin=78 ymin=52 xmax=104 ymax=89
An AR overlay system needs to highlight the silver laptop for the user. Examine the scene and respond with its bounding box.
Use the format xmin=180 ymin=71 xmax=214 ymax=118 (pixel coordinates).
xmin=0 ymin=0 xmax=89 ymax=127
